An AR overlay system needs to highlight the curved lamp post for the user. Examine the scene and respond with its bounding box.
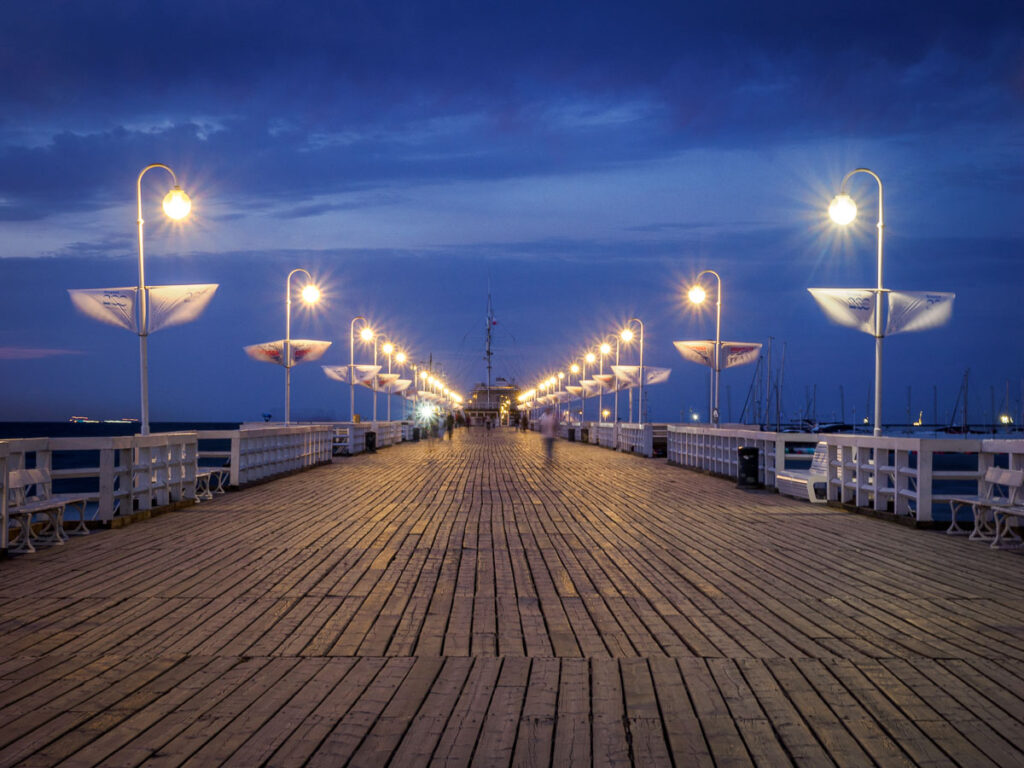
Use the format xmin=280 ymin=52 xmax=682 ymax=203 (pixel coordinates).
xmin=598 ymin=340 xmax=613 ymax=425
xmin=688 ymin=270 xmax=722 ymax=425
xmin=620 ymin=319 xmax=644 ymax=423
xmin=136 ymin=164 xmax=191 ymax=435
xmin=381 ymin=339 xmax=394 ymax=421
xmin=284 ymin=269 xmax=320 ymax=425
xmin=349 ymin=317 xmax=372 ymax=422
xmin=830 ymin=168 xmax=884 ymax=436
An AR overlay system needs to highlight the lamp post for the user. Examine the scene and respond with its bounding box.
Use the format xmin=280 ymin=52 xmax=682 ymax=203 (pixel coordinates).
xmin=395 ymin=351 xmax=407 ymax=419
xmin=621 ymin=319 xmax=645 ymax=423
xmin=570 ymin=363 xmax=580 ymax=422
xmin=584 ymin=351 xmax=596 ymax=421
xmin=136 ymin=164 xmax=191 ymax=435
xmin=598 ymin=341 xmax=612 ymax=424
xmin=349 ymin=317 xmax=372 ymax=422
xmin=830 ymin=168 xmax=885 ymax=436
xmin=688 ymin=270 xmax=722 ymax=426
xmin=381 ymin=340 xmax=394 ymax=421
xmin=284 ymin=269 xmax=320 ymax=425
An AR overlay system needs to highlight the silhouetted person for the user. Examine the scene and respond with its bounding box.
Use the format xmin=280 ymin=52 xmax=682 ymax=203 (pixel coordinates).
xmin=445 ymin=412 xmax=454 ymax=440
xmin=539 ymin=406 xmax=557 ymax=461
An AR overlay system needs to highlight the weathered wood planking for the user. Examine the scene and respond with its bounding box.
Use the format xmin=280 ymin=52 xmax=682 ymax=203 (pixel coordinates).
xmin=1 ymin=428 xmax=1023 ymax=766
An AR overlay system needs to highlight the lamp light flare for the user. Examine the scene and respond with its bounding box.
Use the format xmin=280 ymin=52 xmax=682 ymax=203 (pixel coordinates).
xmin=620 ymin=329 xmax=634 ymax=342
xmin=570 ymin=364 xmax=579 ymax=374
xmin=600 ymin=343 xmax=611 ymax=355
xmin=300 ymin=284 xmax=321 ymax=304
xmin=161 ymin=186 xmax=191 ymax=220
xmin=360 ymin=327 xmax=374 ymax=342
xmin=382 ymin=342 xmax=394 ymax=355
xmin=396 ymin=352 xmax=406 ymax=364
xmin=828 ymin=193 xmax=857 ymax=225
xmin=585 ymin=352 xmax=596 ymax=364
xmin=687 ymin=285 xmax=706 ymax=304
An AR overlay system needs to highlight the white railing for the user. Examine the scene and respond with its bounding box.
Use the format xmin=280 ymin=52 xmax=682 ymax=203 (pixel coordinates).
xmin=371 ymin=421 xmax=403 ymax=447
xmin=668 ymin=425 xmax=815 ymax=488
xmin=666 ymin=425 xmax=1024 ymax=523
xmin=197 ymin=424 xmax=332 ymax=486
xmin=1 ymin=433 xmax=199 ymax=547
xmin=597 ymin=422 xmax=618 ymax=448
xmin=618 ymin=424 xmax=652 ymax=456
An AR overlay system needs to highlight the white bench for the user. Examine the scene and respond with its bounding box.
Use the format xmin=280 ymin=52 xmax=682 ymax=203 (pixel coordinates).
xmin=947 ymin=467 xmax=1024 ymax=541
xmin=195 ymin=467 xmax=230 ymax=501
xmin=992 ymin=502 xmax=1024 ymax=550
xmin=775 ymin=442 xmax=828 ymax=504
xmin=6 ymin=468 xmax=88 ymax=553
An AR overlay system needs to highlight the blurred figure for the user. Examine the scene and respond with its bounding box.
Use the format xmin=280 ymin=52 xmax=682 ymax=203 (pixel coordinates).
xmin=539 ymin=406 xmax=557 ymax=461
xmin=445 ymin=412 xmax=455 ymax=440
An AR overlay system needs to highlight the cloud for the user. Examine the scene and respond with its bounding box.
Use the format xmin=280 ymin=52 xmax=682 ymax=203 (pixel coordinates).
xmin=0 ymin=347 xmax=84 ymax=360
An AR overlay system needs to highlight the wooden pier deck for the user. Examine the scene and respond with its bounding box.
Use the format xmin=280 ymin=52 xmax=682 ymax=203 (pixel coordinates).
xmin=2 ymin=428 xmax=1024 ymax=767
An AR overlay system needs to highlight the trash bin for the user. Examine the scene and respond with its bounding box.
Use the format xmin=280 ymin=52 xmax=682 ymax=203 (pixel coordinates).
xmin=737 ymin=446 xmax=760 ymax=488
xmin=365 ymin=431 xmax=377 ymax=452
xmin=412 ymin=427 xmax=421 ymax=441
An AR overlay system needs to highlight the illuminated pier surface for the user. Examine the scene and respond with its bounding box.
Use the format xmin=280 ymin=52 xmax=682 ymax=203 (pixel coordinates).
xmin=2 ymin=429 xmax=1024 ymax=766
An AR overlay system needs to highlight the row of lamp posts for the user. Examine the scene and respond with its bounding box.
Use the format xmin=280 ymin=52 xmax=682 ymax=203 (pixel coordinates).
xmin=116 ymin=163 xmax=893 ymax=434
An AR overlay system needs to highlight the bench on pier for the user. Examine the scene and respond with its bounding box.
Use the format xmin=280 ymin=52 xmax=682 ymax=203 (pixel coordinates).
xmin=775 ymin=442 xmax=828 ymax=504
xmin=947 ymin=467 xmax=1024 ymax=547
xmin=195 ymin=466 xmax=230 ymax=501
xmin=6 ymin=468 xmax=88 ymax=554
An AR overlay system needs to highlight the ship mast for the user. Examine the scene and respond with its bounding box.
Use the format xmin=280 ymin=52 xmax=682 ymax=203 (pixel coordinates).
xmin=485 ymin=292 xmax=494 ymax=407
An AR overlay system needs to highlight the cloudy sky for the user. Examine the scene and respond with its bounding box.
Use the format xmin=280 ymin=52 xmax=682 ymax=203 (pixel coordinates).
xmin=1 ymin=1 xmax=1022 ymax=425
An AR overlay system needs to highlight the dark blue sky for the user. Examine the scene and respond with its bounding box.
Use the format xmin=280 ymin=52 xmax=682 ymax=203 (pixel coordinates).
xmin=1 ymin=1 xmax=1022 ymax=425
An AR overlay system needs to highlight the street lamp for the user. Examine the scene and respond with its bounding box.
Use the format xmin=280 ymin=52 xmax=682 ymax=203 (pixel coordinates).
xmin=688 ymin=270 xmax=722 ymax=425
xmin=584 ymin=351 xmax=596 ymax=421
xmin=381 ymin=340 xmax=394 ymax=421
xmin=349 ymin=317 xmax=372 ymax=422
xmin=830 ymin=168 xmax=884 ymax=436
xmin=284 ymin=268 xmax=321 ymax=425
xmin=136 ymin=164 xmax=191 ymax=435
xmin=599 ymin=341 xmax=612 ymax=425
xmin=621 ymin=319 xmax=645 ymax=423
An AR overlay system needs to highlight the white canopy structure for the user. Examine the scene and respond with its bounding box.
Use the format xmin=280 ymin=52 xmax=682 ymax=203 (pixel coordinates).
xmin=245 ymin=339 xmax=332 ymax=366
xmin=808 ymin=288 xmax=955 ymax=336
xmin=611 ymin=365 xmax=671 ymax=387
xmin=69 ymin=284 xmax=219 ymax=334
xmin=673 ymin=341 xmax=761 ymax=370
xmin=321 ymin=364 xmax=381 ymax=384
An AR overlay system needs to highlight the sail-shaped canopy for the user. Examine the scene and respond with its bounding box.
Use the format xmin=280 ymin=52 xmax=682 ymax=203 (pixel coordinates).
xmin=245 ymin=339 xmax=331 ymax=366
xmin=69 ymin=284 xmax=218 ymax=334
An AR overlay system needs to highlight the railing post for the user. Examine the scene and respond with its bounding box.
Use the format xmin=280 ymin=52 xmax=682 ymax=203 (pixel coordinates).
xmin=916 ymin=444 xmax=934 ymax=522
xmin=0 ymin=447 xmax=8 ymax=555
xmin=230 ymin=434 xmax=241 ymax=487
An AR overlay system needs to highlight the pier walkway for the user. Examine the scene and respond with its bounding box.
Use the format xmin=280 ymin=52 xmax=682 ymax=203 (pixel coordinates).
xmin=2 ymin=429 xmax=1024 ymax=766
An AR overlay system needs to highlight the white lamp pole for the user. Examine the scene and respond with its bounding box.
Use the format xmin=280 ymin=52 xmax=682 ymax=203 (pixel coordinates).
xmin=690 ymin=270 xmax=722 ymax=426
xmin=381 ymin=340 xmax=394 ymax=421
xmin=349 ymin=316 xmax=370 ymax=422
xmin=284 ymin=268 xmax=319 ymax=425
xmin=136 ymin=163 xmax=191 ymax=435
xmin=830 ymin=168 xmax=885 ymax=436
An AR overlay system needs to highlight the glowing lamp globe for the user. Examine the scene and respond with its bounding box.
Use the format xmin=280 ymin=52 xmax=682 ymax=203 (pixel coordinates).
xmin=570 ymin=364 xmax=579 ymax=374
xmin=396 ymin=352 xmax=406 ymax=364
xmin=162 ymin=186 xmax=191 ymax=220
xmin=600 ymin=343 xmax=611 ymax=355
xmin=687 ymin=285 xmax=706 ymax=304
xmin=828 ymin=193 xmax=857 ymax=225
xmin=585 ymin=352 xmax=596 ymax=364
xmin=300 ymin=284 xmax=321 ymax=304
xmin=382 ymin=342 xmax=394 ymax=355
xmin=360 ymin=327 xmax=374 ymax=342
xmin=621 ymin=329 xmax=634 ymax=342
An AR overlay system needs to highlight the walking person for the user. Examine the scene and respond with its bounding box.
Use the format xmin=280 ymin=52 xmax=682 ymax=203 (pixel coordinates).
xmin=539 ymin=406 xmax=557 ymax=461
xmin=445 ymin=412 xmax=454 ymax=441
